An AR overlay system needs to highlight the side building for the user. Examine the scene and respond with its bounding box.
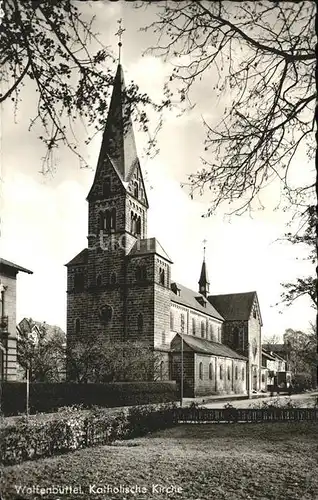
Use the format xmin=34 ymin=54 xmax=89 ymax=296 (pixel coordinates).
xmin=0 ymin=258 xmax=33 ymax=381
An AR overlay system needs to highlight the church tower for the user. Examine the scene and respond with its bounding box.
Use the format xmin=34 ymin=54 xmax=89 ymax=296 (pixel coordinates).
xmin=198 ymin=244 xmax=210 ymax=297
xmin=66 ymin=61 xmax=172 ymax=379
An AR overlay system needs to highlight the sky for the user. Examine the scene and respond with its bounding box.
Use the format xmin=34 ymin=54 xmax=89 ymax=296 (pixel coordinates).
xmin=0 ymin=1 xmax=315 ymax=339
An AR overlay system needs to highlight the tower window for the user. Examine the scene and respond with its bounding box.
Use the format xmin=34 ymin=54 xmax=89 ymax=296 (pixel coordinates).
xmin=110 ymin=272 xmax=117 ymax=284
xmin=137 ymin=313 xmax=143 ymax=334
xmin=170 ymin=311 xmax=174 ymax=330
xmin=99 ymin=212 xmax=105 ymax=232
xmin=96 ymin=274 xmax=102 ymax=287
xmin=135 ymin=266 xmax=141 ymax=281
xmin=192 ymin=318 xmax=196 ymax=336
xmin=133 ymin=181 xmax=139 ymax=198
xmin=253 ymin=308 xmax=257 ymax=319
xmin=199 ymin=362 xmax=203 ymax=380
xmin=201 ymin=321 xmax=205 ymax=338
xmin=75 ymin=318 xmax=81 ymax=334
xmin=136 ymin=216 xmax=141 ymax=235
xmin=159 ymin=268 xmax=165 ymax=286
xmin=180 ymin=313 xmax=185 ymax=333
xmin=102 ymin=177 xmax=111 ymax=197
xmin=105 ymin=211 xmax=112 ymax=232
xmin=74 ymin=273 xmax=84 ymax=291
xmin=111 ymin=208 xmax=116 ymax=231
xmin=141 ymin=266 xmax=147 ymax=280
xmin=209 ymin=363 xmax=213 ymax=380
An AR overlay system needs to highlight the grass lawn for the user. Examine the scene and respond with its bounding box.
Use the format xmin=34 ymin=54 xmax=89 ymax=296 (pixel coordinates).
xmin=1 ymin=422 xmax=317 ymax=500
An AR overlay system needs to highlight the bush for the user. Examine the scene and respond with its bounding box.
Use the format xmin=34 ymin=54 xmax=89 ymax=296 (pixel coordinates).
xmin=0 ymin=403 xmax=177 ymax=466
xmin=1 ymin=381 xmax=178 ymax=416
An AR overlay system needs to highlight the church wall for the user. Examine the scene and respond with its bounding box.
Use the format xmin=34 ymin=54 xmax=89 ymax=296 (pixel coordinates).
xmin=222 ymin=320 xmax=249 ymax=356
xmin=170 ymin=303 xmax=223 ymax=342
xmin=194 ymin=354 xmax=247 ymax=397
xmin=154 ymin=257 xmax=171 ymax=350
xmin=171 ymin=351 xmax=195 ymax=397
xmin=126 ymin=255 xmax=155 ymax=345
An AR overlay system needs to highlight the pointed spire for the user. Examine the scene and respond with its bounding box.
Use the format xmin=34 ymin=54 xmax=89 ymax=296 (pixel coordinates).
xmin=92 ymin=63 xmax=139 ymax=186
xmin=198 ymin=239 xmax=210 ymax=297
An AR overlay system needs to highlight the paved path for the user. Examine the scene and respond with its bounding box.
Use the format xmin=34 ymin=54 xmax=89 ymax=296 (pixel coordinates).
xmin=199 ymin=391 xmax=318 ymax=409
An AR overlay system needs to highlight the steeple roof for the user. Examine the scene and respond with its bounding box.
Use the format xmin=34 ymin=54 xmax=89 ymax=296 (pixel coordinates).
xmin=199 ymin=259 xmax=210 ymax=286
xmin=87 ymin=64 xmax=141 ymax=199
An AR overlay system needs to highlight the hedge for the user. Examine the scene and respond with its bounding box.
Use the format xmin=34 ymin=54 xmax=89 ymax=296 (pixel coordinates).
xmin=1 ymin=381 xmax=178 ymax=416
xmin=0 ymin=403 xmax=177 ymax=466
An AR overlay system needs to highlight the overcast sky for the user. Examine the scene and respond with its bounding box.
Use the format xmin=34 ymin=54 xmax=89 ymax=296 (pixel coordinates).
xmin=0 ymin=1 xmax=315 ymax=339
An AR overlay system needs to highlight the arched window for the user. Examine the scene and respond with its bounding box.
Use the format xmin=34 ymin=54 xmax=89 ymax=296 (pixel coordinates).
xmin=242 ymin=367 xmax=245 ymax=380
xmin=141 ymin=266 xmax=147 ymax=280
xmin=162 ymin=331 xmax=166 ymax=345
xmin=201 ymin=321 xmax=205 ymax=338
xmin=219 ymin=365 xmax=223 ymax=380
xmin=137 ymin=313 xmax=143 ymax=334
xmin=227 ymin=366 xmax=231 ymax=380
xmin=74 ymin=273 xmax=84 ymax=291
xmin=105 ymin=211 xmax=112 ymax=232
xmin=160 ymin=360 xmax=164 ymax=380
xmin=131 ymin=211 xmax=135 ymax=233
xmin=192 ymin=318 xmax=196 ymax=336
xmin=136 ymin=216 xmax=141 ymax=235
xmin=75 ymin=318 xmax=81 ymax=334
xmin=261 ymin=373 xmax=265 ymax=383
xmin=135 ymin=266 xmax=141 ymax=281
xmin=235 ymin=366 xmax=238 ymax=380
xmin=133 ymin=181 xmax=139 ymax=198
xmin=209 ymin=324 xmax=213 ymax=341
xmin=170 ymin=311 xmax=174 ymax=330
xmin=110 ymin=272 xmax=117 ymax=284
xmin=199 ymin=362 xmax=203 ymax=380
xmin=180 ymin=313 xmax=185 ymax=333
xmin=103 ymin=177 xmax=111 ymax=197
xmin=111 ymin=208 xmax=116 ymax=230
xmin=159 ymin=268 xmax=165 ymax=286
xmin=209 ymin=363 xmax=213 ymax=380
xmin=96 ymin=274 xmax=102 ymax=287
xmin=99 ymin=212 xmax=105 ymax=231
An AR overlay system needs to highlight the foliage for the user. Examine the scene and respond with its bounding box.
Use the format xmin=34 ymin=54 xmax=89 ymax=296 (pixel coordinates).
xmin=0 ymin=402 xmax=177 ymax=465
xmin=284 ymin=327 xmax=317 ymax=382
xmin=1 ymin=381 xmax=178 ymax=416
xmin=67 ymin=335 xmax=162 ymax=383
xmin=16 ymin=318 xmax=66 ymax=382
xmin=141 ymin=1 xmax=315 ymax=215
xmin=279 ymin=205 xmax=317 ymax=307
xmin=1 ymin=1 xmax=168 ymax=172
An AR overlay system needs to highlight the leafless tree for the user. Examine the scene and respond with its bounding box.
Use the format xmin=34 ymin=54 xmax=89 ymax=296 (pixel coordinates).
xmin=140 ymin=0 xmax=316 ymax=215
xmin=1 ymin=1 xmax=167 ymax=173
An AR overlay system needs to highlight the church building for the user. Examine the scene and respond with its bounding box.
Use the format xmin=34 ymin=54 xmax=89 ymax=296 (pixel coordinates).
xmin=66 ymin=64 xmax=263 ymax=397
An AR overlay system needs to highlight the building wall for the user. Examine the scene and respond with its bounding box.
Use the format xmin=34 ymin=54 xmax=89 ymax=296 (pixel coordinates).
xmin=195 ymin=354 xmax=247 ymax=397
xmin=0 ymin=272 xmax=17 ymax=381
xmin=170 ymin=303 xmax=223 ymax=342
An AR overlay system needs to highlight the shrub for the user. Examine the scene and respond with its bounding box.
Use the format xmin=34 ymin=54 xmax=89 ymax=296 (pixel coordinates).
xmin=0 ymin=403 xmax=177 ymax=466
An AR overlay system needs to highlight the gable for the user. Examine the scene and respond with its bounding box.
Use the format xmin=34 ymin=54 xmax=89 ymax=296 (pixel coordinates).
xmin=86 ymin=155 xmax=126 ymax=202
xmin=126 ymin=161 xmax=149 ymax=208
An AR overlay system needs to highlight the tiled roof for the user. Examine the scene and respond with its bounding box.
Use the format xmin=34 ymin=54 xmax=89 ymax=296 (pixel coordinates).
xmin=128 ymin=238 xmax=173 ymax=263
xmin=0 ymin=258 xmax=33 ymax=274
xmin=208 ymin=291 xmax=257 ymax=321
xmin=262 ymin=343 xmax=286 ymax=353
xmin=171 ymin=333 xmax=247 ymax=360
xmin=18 ymin=318 xmax=66 ymax=342
xmin=261 ymin=350 xmax=276 ymax=360
xmin=65 ymin=249 xmax=88 ymax=267
xmin=171 ymin=283 xmax=223 ymax=321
